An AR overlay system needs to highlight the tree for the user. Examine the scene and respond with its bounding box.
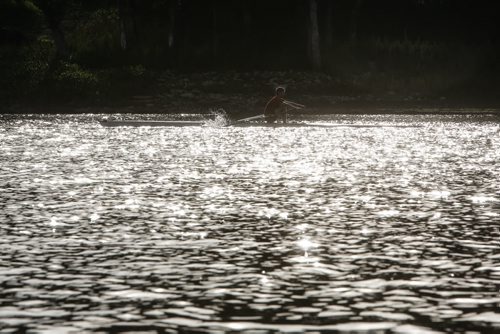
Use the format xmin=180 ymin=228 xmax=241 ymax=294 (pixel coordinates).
xmin=167 ymin=0 xmax=177 ymax=50
xmin=350 ymin=0 xmax=363 ymax=43
xmin=35 ymin=0 xmax=71 ymax=59
xmin=118 ymin=0 xmax=128 ymax=50
xmin=308 ymin=0 xmax=321 ymax=70
xmin=0 ymin=0 xmax=43 ymax=45
xmin=211 ymin=0 xmax=219 ymax=61
xmin=323 ymin=0 xmax=333 ymax=50
xmin=164 ymin=0 xmax=184 ymax=67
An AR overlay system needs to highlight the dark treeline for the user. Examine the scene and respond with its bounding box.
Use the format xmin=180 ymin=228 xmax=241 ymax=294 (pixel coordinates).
xmin=1 ymin=0 xmax=500 ymax=107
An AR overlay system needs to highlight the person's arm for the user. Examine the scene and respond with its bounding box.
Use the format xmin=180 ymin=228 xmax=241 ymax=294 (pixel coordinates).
xmin=264 ymin=96 xmax=278 ymax=114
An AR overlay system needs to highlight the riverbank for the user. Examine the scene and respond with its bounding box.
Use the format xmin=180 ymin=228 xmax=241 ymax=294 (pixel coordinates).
xmin=3 ymin=70 xmax=500 ymax=116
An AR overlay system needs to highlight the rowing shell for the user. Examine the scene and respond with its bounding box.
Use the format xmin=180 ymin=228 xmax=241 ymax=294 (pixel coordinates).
xmin=99 ymin=120 xmax=421 ymax=128
xmin=100 ymin=120 xmax=205 ymax=127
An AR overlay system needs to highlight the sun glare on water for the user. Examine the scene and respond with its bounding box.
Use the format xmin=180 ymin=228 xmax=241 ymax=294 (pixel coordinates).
xmin=0 ymin=114 xmax=499 ymax=332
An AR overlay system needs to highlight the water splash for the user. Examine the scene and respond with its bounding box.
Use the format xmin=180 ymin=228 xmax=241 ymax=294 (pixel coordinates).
xmin=204 ymin=108 xmax=230 ymax=127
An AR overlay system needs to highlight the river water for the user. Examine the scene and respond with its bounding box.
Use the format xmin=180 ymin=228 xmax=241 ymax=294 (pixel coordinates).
xmin=0 ymin=113 xmax=499 ymax=333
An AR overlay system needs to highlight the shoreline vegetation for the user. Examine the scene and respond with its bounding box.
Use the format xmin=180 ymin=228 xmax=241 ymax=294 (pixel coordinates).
xmin=3 ymin=39 xmax=500 ymax=116
xmin=1 ymin=1 xmax=499 ymax=116
xmin=3 ymin=68 xmax=500 ymax=116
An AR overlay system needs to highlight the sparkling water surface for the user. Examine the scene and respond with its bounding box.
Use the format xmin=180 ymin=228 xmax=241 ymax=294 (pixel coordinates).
xmin=0 ymin=114 xmax=499 ymax=333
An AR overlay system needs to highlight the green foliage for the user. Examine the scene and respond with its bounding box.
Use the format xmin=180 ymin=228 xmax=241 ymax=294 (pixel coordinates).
xmin=95 ymin=65 xmax=156 ymax=99
xmin=1 ymin=0 xmax=499 ymax=107
xmin=127 ymin=64 xmax=146 ymax=77
xmin=0 ymin=0 xmax=43 ymax=44
xmin=34 ymin=0 xmax=69 ymax=26
xmin=325 ymin=39 xmax=490 ymax=96
xmin=0 ymin=37 xmax=53 ymax=101
xmin=50 ymin=62 xmax=100 ymax=97
xmin=68 ymin=8 xmax=122 ymax=67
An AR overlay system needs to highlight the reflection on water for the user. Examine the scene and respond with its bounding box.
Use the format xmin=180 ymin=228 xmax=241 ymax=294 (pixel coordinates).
xmin=0 ymin=114 xmax=499 ymax=333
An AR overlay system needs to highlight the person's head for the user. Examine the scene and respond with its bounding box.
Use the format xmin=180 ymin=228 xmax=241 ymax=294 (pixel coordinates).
xmin=275 ymin=86 xmax=286 ymax=97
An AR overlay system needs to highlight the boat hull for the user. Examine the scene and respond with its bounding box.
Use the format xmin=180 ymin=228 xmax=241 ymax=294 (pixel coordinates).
xmin=100 ymin=120 xmax=205 ymax=127
xmin=99 ymin=120 xmax=421 ymax=128
xmin=231 ymin=123 xmax=420 ymax=128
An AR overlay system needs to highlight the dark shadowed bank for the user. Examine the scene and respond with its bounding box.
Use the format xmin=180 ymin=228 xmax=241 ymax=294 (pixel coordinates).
xmin=3 ymin=68 xmax=500 ymax=117
xmin=1 ymin=0 xmax=500 ymax=116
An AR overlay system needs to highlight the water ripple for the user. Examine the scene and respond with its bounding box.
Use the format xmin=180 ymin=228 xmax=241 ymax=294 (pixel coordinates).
xmin=0 ymin=114 xmax=499 ymax=333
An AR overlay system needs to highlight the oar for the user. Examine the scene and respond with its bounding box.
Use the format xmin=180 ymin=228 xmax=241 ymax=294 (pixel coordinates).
xmin=283 ymin=100 xmax=306 ymax=109
xmin=286 ymin=100 xmax=305 ymax=108
xmin=233 ymin=100 xmax=304 ymax=124
xmin=235 ymin=114 xmax=265 ymax=122
xmin=283 ymin=102 xmax=301 ymax=110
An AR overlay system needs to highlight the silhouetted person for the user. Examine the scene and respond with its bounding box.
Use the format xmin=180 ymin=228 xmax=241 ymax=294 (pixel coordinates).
xmin=264 ymin=87 xmax=287 ymax=123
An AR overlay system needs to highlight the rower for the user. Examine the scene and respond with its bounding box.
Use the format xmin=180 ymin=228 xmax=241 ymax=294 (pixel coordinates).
xmin=264 ymin=87 xmax=287 ymax=124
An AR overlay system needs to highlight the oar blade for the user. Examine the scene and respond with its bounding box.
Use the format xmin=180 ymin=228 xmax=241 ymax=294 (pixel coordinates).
xmin=236 ymin=114 xmax=265 ymax=122
xmin=283 ymin=100 xmax=306 ymax=109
